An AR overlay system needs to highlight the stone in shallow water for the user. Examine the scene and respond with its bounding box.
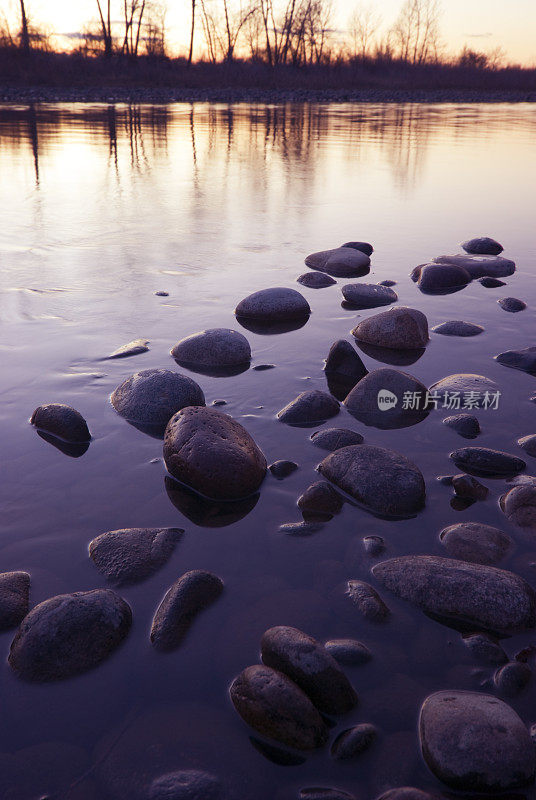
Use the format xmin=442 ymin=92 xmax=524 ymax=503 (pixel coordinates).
xmin=298 ymin=481 xmax=343 ymax=520
xmin=0 ymin=572 xmax=30 ymax=631
xmin=324 ymin=340 xmax=367 ymax=384
xmin=494 ymin=661 xmax=531 ymax=697
xmin=352 ymin=307 xmax=429 ymax=350
xmin=319 ymin=444 xmax=426 ymax=517
xmin=451 ymin=474 xmax=488 ymax=501
xmin=430 ymin=373 xmax=498 ymax=397
xmin=373 ymin=555 xmax=536 ymax=636
xmin=442 ymin=414 xmax=480 ymax=439
xmin=450 ymin=446 xmax=525 ymax=477
xmin=235 ymin=287 xmax=310 ymax=321
xmin=363 ymin=535 xmax=385 ymax=556
xmin=341 ymin=240 xmax=374 ymax=256
xmin=432 ymin=253 xmax=515 ymax=278
xmin=378 ymin=279 xmax=396 ymax=286
xmin=500 ymin=485 xmax=536 ymax=529
xmin=496 ymin=346 xmax=536 ymax=375
xmin=480 ymin=276 xmax=506 ymax=287
xmin=305 ymin=246 xmax=370 ymax=277
xmin=89 ymin=527 xmax=183 ymax=585
xmin=331 ymin=723 xmax=377 ymax=760
xmin=346 ymin=580 xmax=390 ymax=622
xmin=462 ymin=236 xmax=503 ymax=255
xmin=439 ymin=522 xmax=511 ymax=565
xmin=170 ymin=328 xmax=251 ymax=372
xmin=463 ymin=633 xmax=508 ymax=665
xmin=297 ymin=272 xmax=337 ymax=288
xmin=324 ymin=638 xmax=372 ymax=665
xmin=310 ymin=428 xmax=363 ymax=451
xmin=342 ymin=283 xmax=398 ymax=308
xmin=432 ymin=321 xmax=484 ymax=337
xmin=148 ymin=770 xmax=224 ymax=800
xmin=498 ymin=297 xmax=526 ymax=312
xmin=278 ymin=390 xmax=340 ymax=425
xmin=279 ymin=521 xmax=324 ymax=536
xmin=31 ymin=403 xmax=91 ymax=443
xmin=107 ymin=338 xmax=149 ymax=359
xmin=518 ymin=435 xmax=536 ymax=457
xmin=269 ymin=460 xmax=299 ymax=479
xmin=419 ymin=690 xmax=535 ymax=791
xmin=344 ymin=368 xmax=429 ymax=430
xmin=412 ymin=263 xmax=471 ymax=293
xmin=111 ymin=369 xmax=205 ymax=430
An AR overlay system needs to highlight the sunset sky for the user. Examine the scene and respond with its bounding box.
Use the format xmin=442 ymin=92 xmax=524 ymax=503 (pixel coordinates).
xmin=6 ymin=0 xmax=536 ymax=64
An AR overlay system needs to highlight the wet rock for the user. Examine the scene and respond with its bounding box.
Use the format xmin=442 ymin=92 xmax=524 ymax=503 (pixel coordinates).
xmin=298 ymin=481 xmax=343 ymax=520
xmin=324 ymin=340 xmax=367 ymax=384
xmin=260 ymin=626 xmax=357 ymax=715
xmin=373 ymin=556 xmax=536 ymax=636
xmin=376 ymin=789 xmax=441 ymax=800
xmin=480 ymin=277 xmax=506 ymax=288
xmin=494 ymin=662 xmax=531 ymax=696
xmin=170 ymin=328 xmax=251 ymax=374
xmin=498 ymin=297 xmax=526 ymax=312
xmin=319 ymin=444 xmax=425 ymax=517
xmin=278 ymin=390 xmax=340 ymax=426
xmin=324 ymin=639 xmax=372 ymax=665
xmin=419 ymin=690 xmax=535 ymax=791
xmin=148 ymin=770 xmax=224 ymax=800
xmin=352 ymin=307 xmax=429 ymax=350
xmin=496 ymin=347 xmax=536 ymax=375
xmin=462 ymin=236 xmax=504 ymax=255
xmin=450 ymin=447 xmax=525 ymax=477
xmin=299 ymin=789 xmax=356 ymax=800
xmin=297 ymin=272 xmax=337 ymax=289
xmin=269 ymin=460 xmax=299 ymax=479
xmin=150 ymin=570 xmax=224 ymax=651
xmin=331 ymin=723 xmax=377 ymax=760
xmin=443 ymin=414 xmax=480 ymax=439
xmin=30 ymin=403 xmax=91 ymax=443
xmin=440 ymin=522 xmax=511 ymax=565
xmin=432 ymin=254 xmax=515 ymax=278
xmin=379 ymin=279 xmax=396 ymax=287
xmin=8 ymin=589 xmax=132 ymax=681
xmin=107 ymin=339 xmax=149 ymax=359
xmin=430 ymin=373 xmax=498 ymax=398
xmin=346 ymin=580 xmax=390 ymax=622
xmin=253 ymin=363 xmax=276 ymax=371
xmin=500 ymin=485 xmax=536 ymax=529
xmin=451 ymin=474 xmax=489 ymax=502
xmin=363 ymin=535 xmax=385 ymax=556
xmin=229 ymin=664 xmax=329 ymax=750
xmin=235 ymin=287 xmax=310 ymax=322
xmin=518 ymin=435 xmax=536 ymax=457
xmin=341 ymin=240 xmax=374 ymax=256
xmin=412 ymin=263 xmax=471 ymax=293
xmin=344 ymin=368 xmax=429 ymax=430
xmin=310 ymin=428 xmax=363 ymax=451
xmin=279 ymin=521 xmax=324 ymax=536
xmin=163 ymin=406 xmax=266 ymax=500
xmin=0 ymin=572 xmax=30 ymax=631
xmin=88 ymin=527 xmax=183 ymax=585
xmin=342 ymin=283 xmax=398 ymax=308
xmin=305 ymin=247 xmax=371 ymax=278
xmin=154 ymin=290 xmax=169 ymax=296
xmin=463 ymin=633 xmax=508 ymax=665
xmin=111 ymin=369 xmax=205 ymax=430
xmin=432 ymin=321 xmax=484 ymax=337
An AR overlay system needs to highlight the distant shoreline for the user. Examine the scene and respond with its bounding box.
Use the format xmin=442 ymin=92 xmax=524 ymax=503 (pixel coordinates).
xmin=1 ymin=86 xmax=536 ymax=105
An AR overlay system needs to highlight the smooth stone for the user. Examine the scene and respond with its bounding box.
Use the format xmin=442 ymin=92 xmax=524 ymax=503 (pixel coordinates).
xmin=279 ymin=521 xmax=324 ymax=536
xmin=30 ymin=403 xmax=90 ymax=443
xmin=305 ymin=247 xmax=371 ymax=278
xmin=373 ymin=556 xmax=536 ymax=636
xmin=170 ymin=328 xmax=251 ymax=370
xmin=154 ymin=290 xmax=169 ymax=296
xmin=163 ymin=406 xmax=266 ymax=501
xmin=344 ymin=368 xmax=429 ymax=430
xmin=324 ymin=639 xmax=372 ymax=666
xmin=346 ymin=580 xmax=390 ymax=622
xmin=432 ymin=254 xmax=515 ymax=278
xmin=310 ymin=428 xmax=363 ymax=451
xmin=430 ymin=373 xmax=498 ymax=397
xmin=8 ymin=589 xmax=132 ymax=681
xmin=229 ymin=664 xmax=329 ymax=750
xmin=253 ymin=364 xmax=276 ymax=371
xmin=150 ymin=570 xmax=224 ymax=652
xmin=278 ymin=390 xmax=339 ymax=426
xmin=451 ymin=474 xmax=488 ymax=501
xmin=480 ymin=276 xmax=506 ymax=287
xmin=260 ymin=626 xmax=357 ymax=715
xmin=462 ymin=236 xmax=503 ymax=255
xmin=519 ymin=435 xmax=536 ymax=457
xmin=331 ymin=723 xmax=377 ymax=760
xmin=496 ymin=347 xmax=536 ymax=375
xmin=494 ymin=662 xmax=531 ymax=696
xmin=342 ymin=283 xmax=398 ymax=308
xmin=376 ymin=789 xmax=441 ymax=800
xmin=148 ymin=770 xmax=223 ymax=800
xmin=319 ymin=444 xmax=426 ymax=517
xmin=298 ymin=481 xmax=343 ymax=520
xmin=299 ymin=789 xmax=356 ymax=800
xmin=412 ymin=263 xmax=471 ymax=292
xmin=443 ymin=414 xmax=480 ymax=439
xmin=363 ymin=535 xmax=385 ymax=556
xmin=432 ymin=321 xmax=484 ymax=337
xmin=324 ymin=340 xmax=367 ymax=384
xmin=269 ymin=460 xmax=299 ymax=479
xmin=235 ymin=288 xmax=310 ymax=322
xmin=212 ymin=399 xmax=227 ymax=406
xmin=501 ymin=485 xmax=536 ymax=529
xmin=111 ymin=369 xmax=205 ymax=429
xmin=341 ymin=240 xmax=374 ymax=256
xmin=440 ymin=522 xmax=511 ymax=565
xmin=88 ymin=527 xmax=183 ymax=585
xmin=0 ymin=572 xmax=30 ymax=631
xmin=499 ymin=297 xmax=526 ymax=312
xmin=450 ymin=447 xmax=525 ymax=477
xmin=419 ymin=690 xmax=535 ymax=791
xmin=379 ymin=279 xmax=396 ymax=286
xmin=352 ymin=307 xmax=429 ymax=350
xmin=297 ymin=272 xmax=336 ymax=288
xmin=463 ymin=633 xmax=508 ymax=665
xmin=107 ymin=339 xmax=149 ymax=359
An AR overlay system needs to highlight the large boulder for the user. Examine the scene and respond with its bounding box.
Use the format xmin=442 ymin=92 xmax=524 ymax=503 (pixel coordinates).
xmin=411 ymin=263 xmax=471 ymax=293
xmin=461 ymin=236 xmax=504 ymax=255
xmin=111 ymin=369 xmax=205 ymax=430
xmin=170 ymin=328 xmax=251 ymax=373
xmin=318 ymin=444 xmax=425 ymax=517
xmin=344 ymin=368 xmax=429 ymax=430
xmin=495 ymin=347 xmax=536 ymax=375
xmin=0 ymin=572 xmax=30 ymax=631
xmin=432 ymin=254 xmax=515 ymax=278
xmin=352 ymin=307 xmax=429 ymax=351
xmin=8 ymin=589 xmax=132 ymax=681
xmin=89 ymin=527 xmax=183 ymax=585
xmin=305 ymin=247 xmax=370 ymax=278
xmin=372 ymin=555 xmax=536 ymax=636
xmin=164 ymin=407 xmax=266 ymax=501
xmin=30 ymin=403 xmax=90 ymax=442
xmin=419 ymin=691 xmax=535 ymax=791
xmin=278 ymin=390 xmax=340 ymax=425
xmin=234 ymin=288 xmax=310 ymax=321
xmin=439 ymin=522 xmax=512 ymax=565
xmin=342 ymin=283 xmax=398 ymax=308
xmin=500 ymin=485 xmax=536 ymax=529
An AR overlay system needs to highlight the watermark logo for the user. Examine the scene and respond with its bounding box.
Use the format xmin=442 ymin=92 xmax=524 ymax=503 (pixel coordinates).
xmin=377 ymin=389 xmax=398 ymax=410
xmin=376 ymin=389 xmax=502 ymax=411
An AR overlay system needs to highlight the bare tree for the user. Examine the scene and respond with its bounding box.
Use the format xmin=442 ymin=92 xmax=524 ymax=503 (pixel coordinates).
xmin=199 ymin=0 xmax=255 ymax=62
xmin=188 ymin=0 xmax=196 ymax=63
xmin=143 ymin=0 xmax=167 ymax=55
xmin=348 ymin=3 xmax=381 ymax=60
xmin=391 ymin=0 xmax=441 ymax=64
xmin=122 ymin=0 xmax=147 ymax=56
xmin=18 ymin=0 xmax=30 ymax=52
xmin=0 ymin=10 xmax=16 ymax=48
xmin=95 ymin=0 xmax=113 ymax=56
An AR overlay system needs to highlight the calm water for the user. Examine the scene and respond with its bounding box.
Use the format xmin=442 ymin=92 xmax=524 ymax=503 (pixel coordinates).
xmin=1 ymin=102 xmax=536 ymax=799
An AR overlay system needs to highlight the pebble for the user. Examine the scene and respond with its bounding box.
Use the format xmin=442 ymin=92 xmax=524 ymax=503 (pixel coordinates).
xmin=450 ymin=446 xmax=525 ymax=476
xmin=496 ymin=346 xmax=536 ymax=375
xmin=432 ymin=321 xmax=484 ymax=337
xmin=462 ymin=236 xmax=503 ymax=255
xmin=106 ymin=339 xmax=149 ymax=359
xmin=111 ymin=369 xmax=205 ymax=429
xmin=310 ymin=428 xmax=364 ymax=451
xmin=235 ymin=287 xmax=310 ymax=321
xmin=480 ymin=277 xmax=506 ymax=287
xmin=439 ymin=522 xmax=511 ymax=564
xmin=494 ymin=661 xmax=531 ymax=696
xmin=324 ymin=639 xmax=372 ymax=665
xmin=451 ymin=474 xmax=488 ymax=502
xmin=269 ymin=460 xmax=299 ymax=479
xmin=518 ymin=435 xmax=536 ymax=457
xmin=463 ymin=633 xmax=508 ymax=665
xmin=297 ymin=272 xmax=337 ymax=288
xmin=0 ymin=572 xmax=30 ymax=631
xmin=279 ymin=521 xmax=324 ymax=536
xmin=298 ymin=481 xmax=344 ymax=520
xmin=253 ymin=364 xmax=276 ymax=371
xmin=346 ymin=580 xmax=390 ymax=622
xmin=442 ymin=414 xmax=480 ymax=439
xmin=363 ymin=535 xmax=385 ymax=556
xmin=30 ymin=403 xmax=91 ymax=443
xmin=344 ymin=368 xmax=429 ymax=430
xmin=500 ymin=484 xmax=536 ymax=529
xmin=170 ymin=328 xmax=251 ymax=371
xmin=430 ymin=372 xmax=498 ymax=396
xmin=305 ymin=246 xmax=371 ymax=277
xmin=498 ymin=297 xmax=526 ymax=312
xmin=324 ymin=339 xmax=368 ymax=384
xmin=88 ymin=527 xmax=183 ymax=585
xmin=352 ymin=306 xmax=429 ymax=350
xmin=378 ymin=279 xmax=396 ymax=286
xmin=341 ymin=240 xmax=374 ymax=256
xmin=278 ymin=390 xmax=340 ymax=425
xmin=342 ymin=283 xmax=398 ymax=308
xmin=412 ymin=263 xmax=471 ymax=292
xmin=331 ymin=723 xmax=377 ymax=760
xmin=154 ymin=290 xmax=169 ymax=296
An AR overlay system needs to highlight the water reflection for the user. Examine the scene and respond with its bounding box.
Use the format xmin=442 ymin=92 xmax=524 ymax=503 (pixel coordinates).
xmin=165 ymin=476 xmax=259 ymax=527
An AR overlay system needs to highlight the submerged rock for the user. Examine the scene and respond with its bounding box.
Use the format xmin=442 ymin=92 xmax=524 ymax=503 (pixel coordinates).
xmin=463 ymin=633 xmax=508 ymax=665
xmin=229 ymin=664 xmax=329 ymax=750
xmin=462 ymin=236 xmax=503 ymax=255
xmin=352 ymin=307 xmax=429 ymax=351
xmin=412 ymin=263 xmax=471 ymax=293
xmin=496 ymin=346 xmax=536 ymax=375
xmin=0 ymin=572 xmax=30 ymax=631
xmin=518 ymin=435 xmax=536 ymax=457
xmin=419 ymin=690 xmax=535 ymax=791
xmin=498 ymin=297 xmax=526 ymax=312
xmin=310 ymin=428 xmax=363 ymax=451
xmin=346 ymin=580 xmax=390 ymax=622
xmin=442 ymin=414 xmax=480 ymax=439
xmin=432 ymin=253 xmax=515 ymax=278
xmin=341 ymin=240 xmax=374 ymax=256
xmin=430 ymin=373 xmax=498 ymax=397
xmin=150 ymin=570 xmax=224 ymax=651
xmin=279 ymin=521 xmax=324 ymax=536
xmin=480 ymin=276 xmax=506 ymax=288
xmin=450 ymin=474 xmax=488 ymax=502
xmin=9 ymin=589 xmax=132 ymax=681
xmin=235 ymin=287 xmax=310 ymax=322
xmin=363 ymin=535 xmax=385 ymax=556
xmin=342 ymin=283 xmax=397 ymax=308
xmin=297 ymin=272 xmax=337 ymax=289
xmin=324 ymin=639 xmax=372 ymax=665
xmin=89 ymin=527 xmax=183 ymax=585
xmin=298 ymin=481 xmax=343 ymax=520
xmin=319 ymin=444 xmax=426 ymax=517
xmin=148 ymin=770 xmax=224 ymax=800
xmin=501 ymin=485 xmax=536 ymax=529
xmin=331 ymin=724 xmax=377 ymax=760
xmin=163 ymin=406 xmax=266 ymax=500
xmin=344 ymin=368 xmax=429 ymax=430
xmin=324 ymin=340 xmax=367 ymax=384
xmin=278 ymin=390 xmax=340 ymax=426
xmin=439 ymin=522 xmax=511 ymax=565
xmin=305 ymin=247 xmax=370 ymax=277
xmin=269 ymin=460 xmax=299 ymax=479
xmin=494 ymin=662 xmax=531 ymax=696
xmin=30 ymin=403 xmax=91 ymax=443
xmin=111 ymin=369 xmax=205 ymax=430
xmin=450 ymin=447 xmax=525 ymax=477
xmin=107 ymin=339 xmax=149 ymax=359
xmin=171 ymin=328 xmax=251 ymax=372
xmin=373 ymin=556 xmax=536 ymax=635
xmin=432 ymin=321 xmax=484 ymax=337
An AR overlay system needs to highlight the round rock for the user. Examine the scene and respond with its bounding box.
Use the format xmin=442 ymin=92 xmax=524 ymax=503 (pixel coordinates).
xmin=432 ymin=254 xmax=515 ymax=278
xmin=499 ymin=297 xmax=526 ymax=312
xmin=170 ymin=328 xmax=251 ymax=370
xmin=269 ymin=460 xmax=299 ymax=479
xmin=111 ymin=369 xmax=205 ymax=429
xmin=324 ymin=639 xmax=372 ymax=665
xmin=352 ymin=307 xmax=429 ymax=351
xmin=439 ymin=522 xmax=512 ymax=565
xmin=344 ymin=368 xmax=429 ymax=430
xmin=342 ymin=283 xmax=398 ymax=308
xmin=494 ymin=662 xmax=531 ymax=697
xmin=432 ymin=321 xmax=484 ymax=337
xmin=324 ymin=340 xmax=368 ymax=384
xmin=496 ymin=346 xmax=536 ymax=375
xmin=450 ymin=447 xmax=525 ymax=477
xmin=278 ymin=390 xmax=340 ymax=426
xmin=30 ymin=403 xmax=90 ymax=443
xmin=412 ymin=263 xmax=471 ymax=292
xmin=462 ymin=236 xmax=503 ymax=255
xmin=235 ymin=288 xmax=310 ymax=321
xmin=518 ymin=435 xmax=536 ymax=457
xmin=501 ymin=485 xmax=536 ymax=529
xmin=346 ymin=580 xmax=390 ymax=622
xmin=310 ymin=428 xmax=363 ymax=451
xmin=298 ymin=481 xmax=343 ymax=520
xmin=463 ymin=633 xmax=508 ymax=665
xmin=341 ymin=240 xmax=374 ymax=256
xmin=89 ymin=527 xmax=183 ymax=585
xmin=297 ymin=272 xmax=337 ymax=289
xmin=443 ymin=414 xmax=480 ymax=439
xmin=480 ymin=276 xmax=506 ymax=287
xmin=305 ymin=247 xmax=371 ymax=278
xmin=0 ymin=572 xmax=30 ymax=631
xmin=331 ymin=723 xmax=377 ymax=760
xmin=430 ymin=373 xmax=498 ymax=397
